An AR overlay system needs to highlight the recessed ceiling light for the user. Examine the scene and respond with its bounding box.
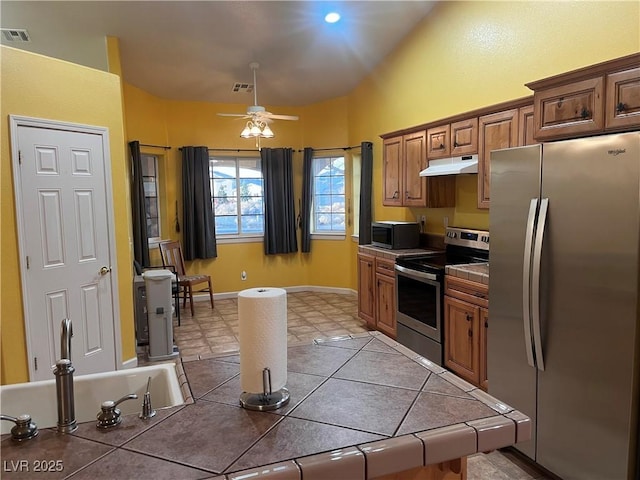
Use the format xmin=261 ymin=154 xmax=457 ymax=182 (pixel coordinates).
xmin=324 ymin=12 xmax=341 ymax=24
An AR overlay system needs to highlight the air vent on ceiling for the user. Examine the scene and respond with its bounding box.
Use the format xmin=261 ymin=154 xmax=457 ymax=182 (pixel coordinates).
xmin=1 ymin=28 xmax=31 ymax=42
xmin=232 ymin=83 xmax=254 ymax=93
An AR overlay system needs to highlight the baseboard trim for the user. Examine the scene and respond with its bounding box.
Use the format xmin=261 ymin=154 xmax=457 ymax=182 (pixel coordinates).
xmin=121 ymin=356 xmax=138 ymax=370
xmin=193 ymin=285 xmax=357 ymax=301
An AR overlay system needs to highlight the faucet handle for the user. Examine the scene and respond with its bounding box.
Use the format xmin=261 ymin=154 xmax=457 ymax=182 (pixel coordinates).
xmin=1 ymin=414 xmax=39 ymax=441
xmin=96 ymin=394 xmax=138 ymax=429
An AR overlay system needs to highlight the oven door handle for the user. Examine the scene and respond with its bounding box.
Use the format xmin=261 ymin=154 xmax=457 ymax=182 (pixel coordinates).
xmin=395 ymin=265 xmax=438 ymax=282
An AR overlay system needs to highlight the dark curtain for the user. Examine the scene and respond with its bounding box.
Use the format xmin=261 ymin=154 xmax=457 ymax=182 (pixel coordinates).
xmin=300 ymin=147 xmax=314 ymax=253
xmin=262 ymin=147 xmax=298 ymax=255
xmin=129 ymin=141 xmax=150 ymax=267
xmin=358 ymin=141 xmax=374 ymax=245
xmin=182 ymin=146 xmax=217 ymax=260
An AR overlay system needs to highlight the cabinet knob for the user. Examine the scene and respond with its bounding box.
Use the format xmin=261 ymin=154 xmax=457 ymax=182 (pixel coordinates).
xmin=439 ymin=143 xmax=445 ymax=150
xmin=616 ymin=102 xmax=627 ymax=113
xmin=392 ymin=190 xmax=399 ymax=199
xmin=468 ymin=329 xmax=473 ymax=338
xmin=466 ymin=314 xmax=472 ymax=321
xmin=453 ymin=141 xmax=459 ymax=148
xmin=580 ymin=107 xmax=591 ymax=119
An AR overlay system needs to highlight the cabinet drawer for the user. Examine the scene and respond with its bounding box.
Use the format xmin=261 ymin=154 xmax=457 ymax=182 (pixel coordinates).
xmin=606 ymin=67 xmax=640 ymax=130
xmin=375 ymin=257 xmax=396 ymax=277
xmin=445 ymin=275 xmax=488 ymax=308
xmin=533 ymin=77 xmax=604 ymax=140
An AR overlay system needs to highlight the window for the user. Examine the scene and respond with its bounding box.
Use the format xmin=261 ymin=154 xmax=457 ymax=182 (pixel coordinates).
xmin=210 ymin=157 xmax=264 ymax=236
xmin=141 ymin=154 xmax=161 ymax=242
xmin=312 ymin=156 xmax=345 ymax=233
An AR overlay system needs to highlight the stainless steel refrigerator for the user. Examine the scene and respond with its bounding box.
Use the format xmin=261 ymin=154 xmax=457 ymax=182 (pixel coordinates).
xmin=488 ymin=132 xmax=640 ymax=480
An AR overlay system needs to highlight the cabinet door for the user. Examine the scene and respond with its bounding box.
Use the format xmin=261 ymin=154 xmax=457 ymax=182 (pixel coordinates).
xmin=480 ymin=307 xmax=489 ymax=392
xmin=605 ymin=67 xmax=640 ymax=130
xmin=357 ymin=253 xmax=375 ymax=327
xmin=451 ymin=118 xmax=478 ymax=156
xmin=478 ymin=109 xmax=519 ymax=209
xmin=518 ymin=104 xmax=536 ymax=146
xmin=427 ymin=124 xmax=451 ymax=160
xmin=375 ymin=272 xmax=396 ymax=338
xmin=382 ymin=136 xmax=403 ymax=206
xmin=403 ymin=131 xmax=428 ymax=207
xmin=533 ymin=77 xmax=604 ymax=141
xmin=444 ymin=296 xmax=480 ymax=386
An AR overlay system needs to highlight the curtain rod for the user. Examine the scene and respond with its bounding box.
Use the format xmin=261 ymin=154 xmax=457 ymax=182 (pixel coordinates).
xmin=177 ymin=147 xmax=258 ymax=152
xmin=295 ymin=145 xmax=362 ymax=153
xmin=139 ymin=143 xmax=171 ymax=150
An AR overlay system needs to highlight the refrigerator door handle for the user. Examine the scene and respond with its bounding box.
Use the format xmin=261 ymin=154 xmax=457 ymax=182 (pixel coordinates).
xmin=522 ymin=198 xmax=538 ymax=368
xmin=531 ymin=197 xmax=549 ymax=371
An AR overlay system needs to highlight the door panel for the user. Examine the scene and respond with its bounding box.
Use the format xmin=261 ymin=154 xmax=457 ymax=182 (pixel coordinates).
xmin=15 ymin=124 xmax=117 ymax=380
xmin=536 ymin=133 xmax=640 ymax=479
xmin=488 ymin=144 xmax=542 ymax=460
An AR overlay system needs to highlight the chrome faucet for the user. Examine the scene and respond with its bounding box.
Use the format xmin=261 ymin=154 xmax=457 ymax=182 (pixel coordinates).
xmin=54 ymin=318 xmax=77 ymax=433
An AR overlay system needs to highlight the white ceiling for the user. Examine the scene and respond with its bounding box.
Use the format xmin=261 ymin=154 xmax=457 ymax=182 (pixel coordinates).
xmin=1 ymin=1 xmax=437 ymax=107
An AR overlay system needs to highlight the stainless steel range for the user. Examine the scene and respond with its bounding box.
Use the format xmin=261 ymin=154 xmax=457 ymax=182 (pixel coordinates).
xmin=395 ymin=227 xmax=489 ymax=365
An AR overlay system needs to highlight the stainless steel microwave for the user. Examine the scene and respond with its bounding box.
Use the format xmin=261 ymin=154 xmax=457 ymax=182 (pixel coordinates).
xmin=371 ymin=221 xmax=420 ymax=249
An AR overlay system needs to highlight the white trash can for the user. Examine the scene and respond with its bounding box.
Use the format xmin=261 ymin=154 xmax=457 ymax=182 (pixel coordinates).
xmin=143 ymin=269 xmax=179 ymax=361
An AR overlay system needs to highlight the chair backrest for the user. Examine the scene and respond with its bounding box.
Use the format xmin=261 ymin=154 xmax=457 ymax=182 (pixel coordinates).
xmin=159 ymin=241 xmax=187 ymax=277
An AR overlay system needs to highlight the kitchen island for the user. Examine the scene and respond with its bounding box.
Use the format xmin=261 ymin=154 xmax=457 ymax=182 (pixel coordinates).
xmin=1 ymin=332 xmax=530 ymax=479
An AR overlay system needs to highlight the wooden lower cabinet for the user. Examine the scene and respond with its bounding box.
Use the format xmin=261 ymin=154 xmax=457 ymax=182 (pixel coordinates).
xmin=357 ymin=252 xmax=397 ymax=338
xmin=375 ymin=269 xmax=396 ymax=337
xmin=444 ymin=275 xmax=489 ymax=390
xmin=444 ymin=296 xmax=480 ymax=386
xmin=480 ymin=308 xmax=489 ymax=391
xmin=357 ymin=253 xmax=375 ymax=328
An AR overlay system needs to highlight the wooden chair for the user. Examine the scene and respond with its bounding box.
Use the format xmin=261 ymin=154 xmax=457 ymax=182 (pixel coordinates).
xmin=159 ymin=241 xmax=214 ymax=314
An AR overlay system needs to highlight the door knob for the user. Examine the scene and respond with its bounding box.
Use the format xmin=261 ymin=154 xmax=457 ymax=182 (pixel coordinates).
xmin=99 ymin=266 xmax=112 ymax=276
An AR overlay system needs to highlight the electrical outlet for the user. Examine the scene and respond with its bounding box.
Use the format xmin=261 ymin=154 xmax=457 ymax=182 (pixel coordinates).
xmin=421 ymin=215 xmax=426 ymax=223
xmin=241 ymin=271 xmax=247 ymax=281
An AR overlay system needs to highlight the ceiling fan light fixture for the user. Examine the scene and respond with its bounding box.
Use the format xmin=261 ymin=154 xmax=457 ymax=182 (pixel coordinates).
xmin=261 ymin=124 xmax=274 ymax=138
xmin=249 ymin=123 xmax=262 ymax=137
xmin=240 ymin=124 xmax=252 ymax=138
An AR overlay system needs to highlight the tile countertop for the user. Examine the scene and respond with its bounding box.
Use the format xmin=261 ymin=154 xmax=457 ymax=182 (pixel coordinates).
xmin=1 ymin=332 xmax=528 ymax=480
xmin=446 ymin=263 xmax=490 ymax=285
xmin=358 ymin=244 xmax=443 ymax=260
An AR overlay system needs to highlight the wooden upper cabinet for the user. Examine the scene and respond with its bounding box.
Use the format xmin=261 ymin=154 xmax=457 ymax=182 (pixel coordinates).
xmin=518 ymin=104 xmax=536 ymax=146
xmin=382 ymin=131 xmax=454 ymax=208
xmin=403 ymin=131 xmax=427 ymax=206
xmin=478 ymin=109 xmax=519 ymax=209
xmin=526 ymin=53 xmax=640 ymax=141
xmin=428 ymin=120 xmax=478 ymax=159
xmin=382 ymin=136 xmax=403 ymax=206
xmin=606 ymin=67 xmax=640 ymax=130
xmin=532 ymin=77 xmax=604 ymax=141
xmin=427 ymin=124 xmax=451 ymax=159
xmin=451 ymin=118 xmax=478 ymax=156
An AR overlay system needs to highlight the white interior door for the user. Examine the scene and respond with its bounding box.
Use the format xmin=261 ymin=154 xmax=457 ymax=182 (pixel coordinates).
xmin=11 ymin=117 xmax=119 ymax=381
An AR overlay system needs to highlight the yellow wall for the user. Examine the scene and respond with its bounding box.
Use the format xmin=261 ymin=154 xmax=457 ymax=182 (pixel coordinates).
xmin=123 ymin=86 xmax=355 ymax=293
xmin=1 ymin=46 xmax=135 ymax=384
xmin=349 ymin=0 xmax=639 ymax=234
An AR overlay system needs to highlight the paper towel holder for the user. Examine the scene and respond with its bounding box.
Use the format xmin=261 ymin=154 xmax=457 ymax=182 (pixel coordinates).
xmin=240 ymin=367 xmax=290 ymax=411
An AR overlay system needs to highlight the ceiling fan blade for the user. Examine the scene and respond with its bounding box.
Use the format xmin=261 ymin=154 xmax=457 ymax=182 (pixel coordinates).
xmin=264 ymin=113 xmax=299 ymax=121
xmin=217 ymin=113 xmax=250 ymax=118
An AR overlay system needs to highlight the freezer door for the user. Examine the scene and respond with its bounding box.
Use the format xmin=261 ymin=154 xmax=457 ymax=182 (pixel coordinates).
xmin=488 ymin=144 xmax=542 ymax=460
xmin=536 ymin=132 xmax=639 ymax=480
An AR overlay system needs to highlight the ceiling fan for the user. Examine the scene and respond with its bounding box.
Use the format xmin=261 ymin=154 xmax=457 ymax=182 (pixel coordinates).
xmin=217 ymin=62 xmax=299 ymax=132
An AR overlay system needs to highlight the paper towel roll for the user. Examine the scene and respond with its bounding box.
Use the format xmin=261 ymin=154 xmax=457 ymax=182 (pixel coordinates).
xmin=238 ymin=287 xmax=287 ymax=394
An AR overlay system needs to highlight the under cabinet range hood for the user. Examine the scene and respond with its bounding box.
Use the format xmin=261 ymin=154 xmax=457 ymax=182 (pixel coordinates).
xmin=419 ymin=154 xmax=478 ymax=176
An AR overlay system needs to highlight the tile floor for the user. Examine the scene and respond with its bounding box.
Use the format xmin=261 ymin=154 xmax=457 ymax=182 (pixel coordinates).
xmin=137 ymin=290 xmax=553 ymax=480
